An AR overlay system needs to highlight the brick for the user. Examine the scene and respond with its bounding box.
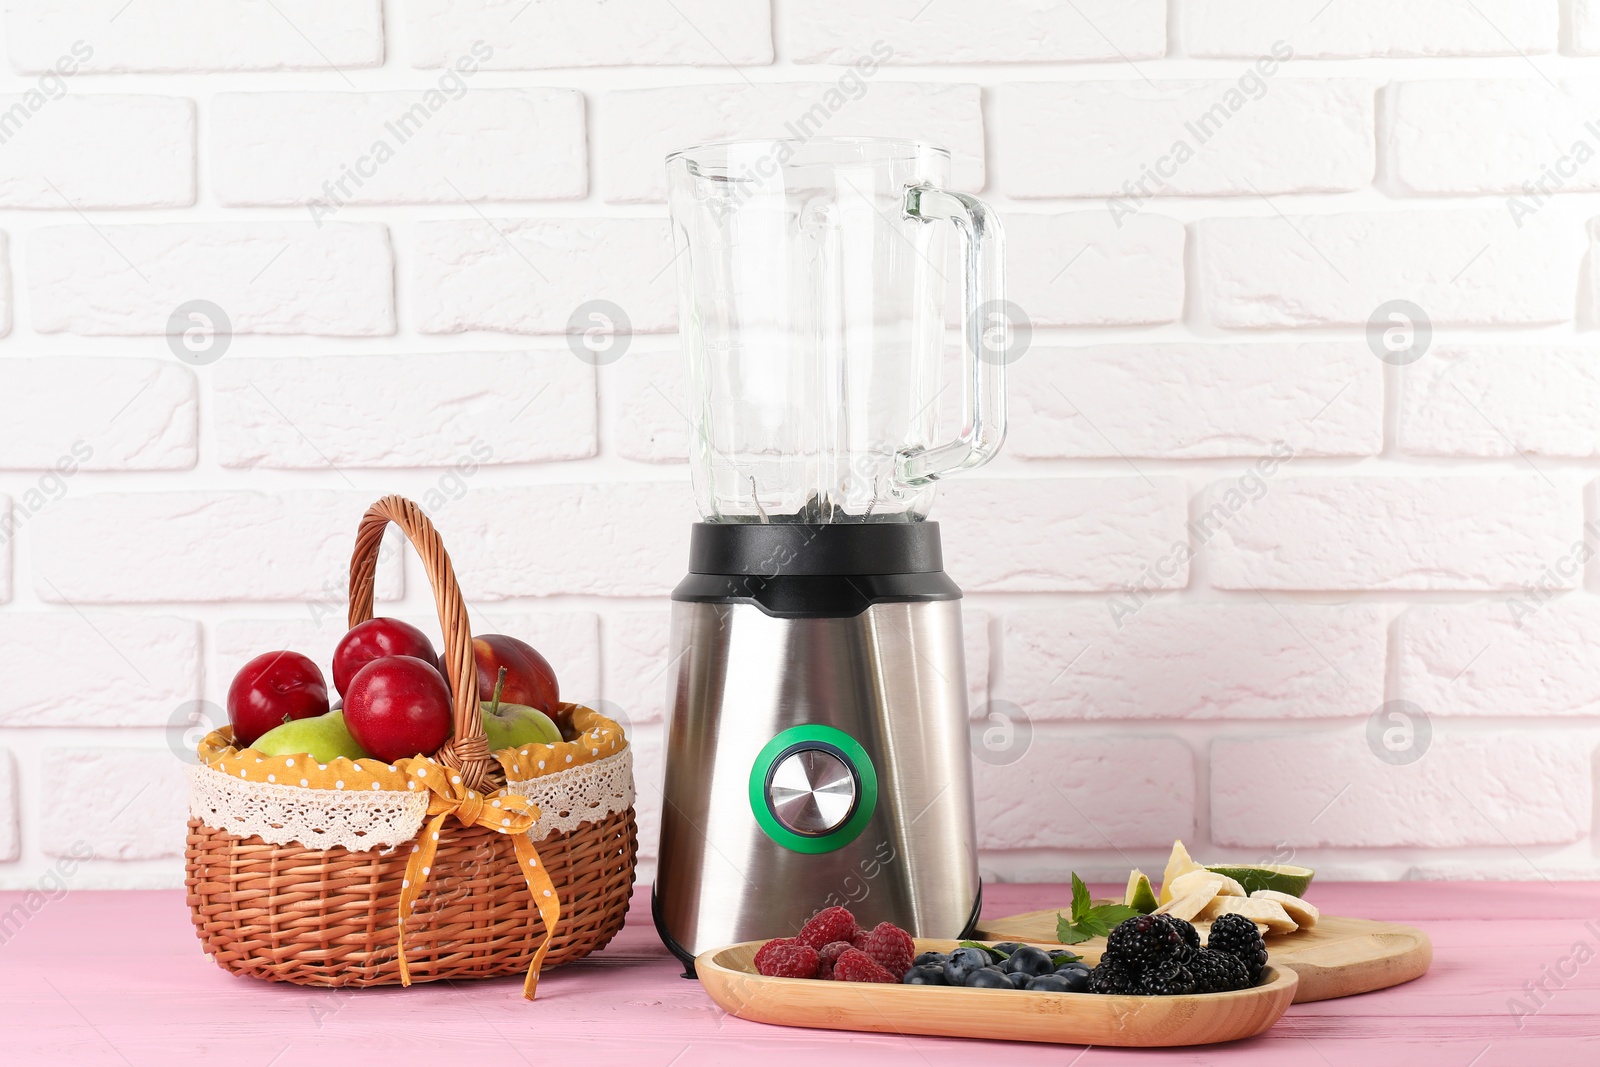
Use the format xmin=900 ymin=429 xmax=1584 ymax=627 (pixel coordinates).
xmin=1399 ymin=598 xmax=1600 ymax=716
xmin=0 ymin=232 xmax=14 ymax=336
xmin=212 ymin=89 xmax=584 ymax=208
xmin=1011 ymin=343 xmax=1381 ymax=459
xmin=1399 ymin=345 xmax=1600 ymax=457
xmin=29 ymin=223 xmax=394 ymax=336
xmin=441 ymin=483 xmax=697 ymax=599
xmin=214 ymin=612 xmax=600 ymax=708
xmin=609 ymin=349 xmax=688 ymax=463
xmin=0 ymin=613 xmax=200 ymax=727
xmin=601 ymin=82 xmax=984 ymax=202
xmin=1001 ymin=79 xmax=1374 ymax=198
xmin=629 ymin=726 xmax=664 ymax=860
xmin=7 ymin=0 xmax=383 ymax=72
xmin=0 ymin=358 xmax=195 ymax=470
xmin=1206 ymin=476 xmax=1580 ymax=591
xmin=0 ymin=95 xmax=192 ymax=207
xmin=41 ymin=748 xmax=189 ymax=860
xmin=1005 ymin=213 xmax=1184 ymax=327
xmin=1182 ymin=0 xmax=1557 ymax=58
xmin=974 ymin=735 xmax=1194 ymax=849
xmin=0 ymin=495 xmax=9 ymax=602
xmin=1003 ymin=604 xmax=1386 ymax=721
xmin=1573 ymin=0 xmax=1600 ymax=54
xmin=213 ymin=352 xmax=594 ymax=469
xmin=407 ymin=0 xmax=771 ymax=69
xmin=32 ymin=492 xmax=404 ymax=603
xmin=1194 ymin=210 xmax=1585 ymax=327
xmin=940 ymin=478 xmax=1188 ymax=592
xmin=602 ymin=611 xmax=673 ymax=727
xmin=413 ymin=218 xmax=674 ymax=335
xmin=1388 ymin=79 xmax=1600 ymax=194
xmin=1211 ymin=730 xmax=1592 ymax=847
xmin=787 ymin=0 xmax=1164 ymax=63
xmin=0 ymin=750 xmax=15 ymax=860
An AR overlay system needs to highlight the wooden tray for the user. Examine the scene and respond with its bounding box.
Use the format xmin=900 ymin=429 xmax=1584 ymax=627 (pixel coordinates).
xmin=695 ymin=938 xmax=1298 ymax=1048
xmin=976 ymin=912 xmax=1431 ymax=1003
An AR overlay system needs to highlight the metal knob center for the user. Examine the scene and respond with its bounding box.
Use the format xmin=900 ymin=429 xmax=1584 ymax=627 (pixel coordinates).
xmin=767 ymin=747 xmax=858 ymax=836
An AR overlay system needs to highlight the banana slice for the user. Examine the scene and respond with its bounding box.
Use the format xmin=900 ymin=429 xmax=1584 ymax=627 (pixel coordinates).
xmin=1154 ymin=884 xmax=1221 ymax=922
xmin=1170 ymin=867 xmax=1245 ymax=899
xmin=1200 ymin=895 xmax=1299 ymax=935
xmin=1251 ymin=889 xmax=1319 ymax=928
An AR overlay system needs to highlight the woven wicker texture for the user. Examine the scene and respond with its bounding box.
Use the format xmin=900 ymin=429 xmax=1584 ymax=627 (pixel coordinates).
xmin=186 ymin=496 xmax=637 ymax=987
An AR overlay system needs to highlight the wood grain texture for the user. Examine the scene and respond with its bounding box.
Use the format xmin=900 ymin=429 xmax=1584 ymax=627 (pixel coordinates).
xmin=695 ymin=937 xmax=1298 ymax=1047
xmin=1 ymin=883 xmax=1593 ymax=1066
xmin=976 ymin=911 xmax=1432 ymax=1003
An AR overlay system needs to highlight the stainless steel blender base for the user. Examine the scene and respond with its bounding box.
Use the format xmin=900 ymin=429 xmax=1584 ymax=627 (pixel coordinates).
xmin=653 ymin=598 xmax=982 ymax=966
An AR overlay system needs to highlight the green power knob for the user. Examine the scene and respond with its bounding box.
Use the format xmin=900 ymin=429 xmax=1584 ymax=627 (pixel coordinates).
xmin=749 ymin=725 xmax=878 ymax=854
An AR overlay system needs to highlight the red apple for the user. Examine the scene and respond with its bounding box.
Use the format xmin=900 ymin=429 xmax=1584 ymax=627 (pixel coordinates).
xmin=333 ymin=617 xmax=441 ymax=698
xmin=228 ymin=651 xmax=331 ymax=747
xmin=473 ymin=634 xmax=559 ymax=714
xmin=343 ymin=655 xmax=454 ymax=763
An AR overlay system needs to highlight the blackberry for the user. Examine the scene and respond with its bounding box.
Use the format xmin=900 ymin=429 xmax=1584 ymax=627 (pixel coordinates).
xmin=1138 ymin=958 xmax=1197 ymax=996
xmin=1208 ymin=913 xmax=1269 ymax=986
xmin=1104 ymin=914 xmax=1193 ymax=969
xmin=1189 ymin=948 xmax=1251 ymax=994
xmin=1173 ymin=917 xmax=1201 ymax=953
xmin=1088 ymin=956 xmax=1140 ymax=995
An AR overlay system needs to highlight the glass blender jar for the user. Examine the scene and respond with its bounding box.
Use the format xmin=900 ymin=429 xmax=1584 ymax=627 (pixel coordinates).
xmin=653 ymin=138 xmax=1006 ymax=968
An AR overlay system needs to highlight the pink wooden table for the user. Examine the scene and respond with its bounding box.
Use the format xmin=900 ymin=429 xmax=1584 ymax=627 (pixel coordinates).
xmin=2 ymin=881 xmax=1594 ymax=1064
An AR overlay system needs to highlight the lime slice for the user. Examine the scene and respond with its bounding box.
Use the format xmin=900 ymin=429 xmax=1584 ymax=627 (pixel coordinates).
xmin=1205 ymin=863 xmax=1314 ymax=897
xmin=1157 ymin=840 xmax=1204 ymax=904
xmin=1123 ymin=869 xmax=1159 ymax=914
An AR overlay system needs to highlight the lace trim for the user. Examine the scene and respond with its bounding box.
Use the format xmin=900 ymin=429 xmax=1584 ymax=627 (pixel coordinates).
xmin=188 ymin=746 xmax=635 ymax=851
xmin=188 ymin=764 xmax=430 ymax=851
xmin=507 ymin=747 xmax=635 ymax=840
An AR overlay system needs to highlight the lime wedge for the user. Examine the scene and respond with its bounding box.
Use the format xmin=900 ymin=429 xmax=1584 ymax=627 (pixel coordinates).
xmin=1157 ymin=839 xmax=1204 ymax=905
xmin=1123 ymin=869 xmax=1159 ymax=914
xmin=1205 ymin=863 xmax=1315 ymax=897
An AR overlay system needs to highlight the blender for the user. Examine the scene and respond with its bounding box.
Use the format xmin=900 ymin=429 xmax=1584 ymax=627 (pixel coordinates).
xmin=652 ymin=137 xmax=1006 ymax=970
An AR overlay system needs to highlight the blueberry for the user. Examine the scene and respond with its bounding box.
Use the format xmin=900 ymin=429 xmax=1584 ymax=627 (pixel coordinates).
xmin=991 ymin=942 xmax=1024 ymax=957
xmin=943 ymin=946 xmax=992 ymax=985
xmin=1053 ymin=962 xmax=1091 ymax=992
xmin=913 ymin=951 xmax=949 ymax=969
xmin=1025 ymin=973 xmax=1074 ymax=992
xmin=902 ymin=964 xmax=947 ymax=985
xmin=963 ymin=967 xmax=1013 ymax=989
xmin=1005 ymin=946 xmax=1055 ymax=977
xmin=1005 ymin=971 xmax=1031 ymax=989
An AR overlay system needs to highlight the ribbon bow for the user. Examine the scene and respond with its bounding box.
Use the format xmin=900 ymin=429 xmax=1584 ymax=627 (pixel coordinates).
xmin=397 ymin=760 xmax=560 ymax=999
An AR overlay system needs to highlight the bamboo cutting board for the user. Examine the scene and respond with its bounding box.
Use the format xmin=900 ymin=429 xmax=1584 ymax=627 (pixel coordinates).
xmin=975 ymin=912 xmax=1432 ymax=1003
xmin=696 ymin=937 xmax=1299 ymax=1047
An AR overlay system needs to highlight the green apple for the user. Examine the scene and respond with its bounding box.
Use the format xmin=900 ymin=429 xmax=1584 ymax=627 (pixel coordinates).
xmin=252 ymin=709 xmax=369 ymax=763
xmin=481 ymin=666 xmax=562 ymax=751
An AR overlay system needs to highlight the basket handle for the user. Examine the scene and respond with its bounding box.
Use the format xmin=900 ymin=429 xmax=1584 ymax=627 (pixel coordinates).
xmin=347 ymin=495 xmax=495 ymax=790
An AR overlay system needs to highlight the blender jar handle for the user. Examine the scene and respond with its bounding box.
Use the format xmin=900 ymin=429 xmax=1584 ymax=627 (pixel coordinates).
xmin=901 ymin=184 xmax=1007 ymax=485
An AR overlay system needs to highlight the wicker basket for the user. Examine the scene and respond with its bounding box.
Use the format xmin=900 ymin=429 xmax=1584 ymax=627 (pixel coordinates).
xmin=185 ymin=495 xmax=637 ymax=993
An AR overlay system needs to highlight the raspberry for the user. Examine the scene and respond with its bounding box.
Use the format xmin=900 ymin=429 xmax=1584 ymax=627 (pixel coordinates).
xmin=753 ymin=937 xmax=820 ymax=979
xmin=797 ymin=906 xmax=859 ymax=950
xmin=815 ymin=940 xmax=854 ymax=980
xmin=831 ymin=948 xmax=899 ymax=984
xmin=852 ymin=921 xmax=915 ymax=978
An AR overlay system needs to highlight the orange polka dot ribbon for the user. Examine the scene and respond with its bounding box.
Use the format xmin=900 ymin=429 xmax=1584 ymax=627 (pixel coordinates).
xmin=396 ymin=758 xmax=561 ymax=1000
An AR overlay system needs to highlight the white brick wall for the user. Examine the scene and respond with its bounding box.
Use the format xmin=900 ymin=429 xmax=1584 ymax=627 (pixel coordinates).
xmin=1 ymin=5 xmax=1597 ymax=890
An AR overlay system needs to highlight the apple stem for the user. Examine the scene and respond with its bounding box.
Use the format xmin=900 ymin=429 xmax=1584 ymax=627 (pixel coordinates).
xmin=489 ymin=666 xmax=507 ymax=716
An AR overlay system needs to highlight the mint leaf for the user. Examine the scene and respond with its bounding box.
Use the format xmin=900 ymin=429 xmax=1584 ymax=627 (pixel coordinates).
xmin=1069 ymin=872 xmax=1092 ymax=922
xmin=957 ymin=940 xmax=1006 ymax=960
xmin=1056 ymin=874 xmax=1144 ymax=944
xmin=1054 ymin=913 xmax=1093 ymax=944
